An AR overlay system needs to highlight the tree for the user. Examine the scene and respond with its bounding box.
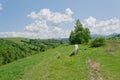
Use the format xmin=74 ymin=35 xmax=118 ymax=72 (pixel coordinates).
xmin=69 ymin=19 xmax=91 ymax=44
xmin=69 ymin=31 xmax=75 ymax=44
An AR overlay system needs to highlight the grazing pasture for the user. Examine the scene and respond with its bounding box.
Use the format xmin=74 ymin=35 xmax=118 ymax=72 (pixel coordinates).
xmin=0 ymin=40 xmax=120 ymax=80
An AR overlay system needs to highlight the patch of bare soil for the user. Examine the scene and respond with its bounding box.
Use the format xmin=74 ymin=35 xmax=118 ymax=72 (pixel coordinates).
xmin=105 ymin=42 xmax=116 ymax=53
xmin=105 ymin=45 xmax=115 ymax=53
xmin=87 ymin=58 xmax=103 ymax=80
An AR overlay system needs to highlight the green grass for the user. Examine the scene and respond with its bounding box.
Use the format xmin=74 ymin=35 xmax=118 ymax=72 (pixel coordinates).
xmin=0 ymin=41 xmax=120 ymax=80
xmin=1 ymin=37 xmax=29 ymax=45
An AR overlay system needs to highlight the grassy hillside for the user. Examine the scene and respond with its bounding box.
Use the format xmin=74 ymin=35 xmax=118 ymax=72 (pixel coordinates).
xmin=0 ymin=40 xmax=120 ymax=80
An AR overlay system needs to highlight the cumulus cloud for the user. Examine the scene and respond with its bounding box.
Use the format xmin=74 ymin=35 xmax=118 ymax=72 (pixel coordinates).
xmin=65 ymin=8 xmax=73 ymax=16
xmin=0 ymin=32 xmax=33 ymax=38
xmin=0 ymin=3 xmax=3 ymax=11
xmin=25 ymin=20 xmax=49 ymax=32
xmin=0 ymin=8 xmax=73 ymax=39
xmin=0 ymin=29 xmax=71 ymax=39
xmin=83 ymin=16 xmax=120 ymax=35
xmin=0 ymin=32 xmax=48 ymax=38
xmin=27 ymin=8 xmax=74 ymax=24
xmin=24 ymin=8 xmax=74 ymax=38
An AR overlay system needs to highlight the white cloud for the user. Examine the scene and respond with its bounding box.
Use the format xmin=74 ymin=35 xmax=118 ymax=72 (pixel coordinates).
xmin=83 ymin=16 xmax=96 ymax=27
xmin=0 ymin=32 xmax=49 ymax=39
xmin=0 ymin=32 xmax=31 ymax=38
xmin=53 ymin=27 xmax=63 ymax=33
xmin=27 ymin=8 xmax=74 ymax=24
xmin=27 ymin=11 xmax=38 ymax=19
xmin=65 ymin=8 xmax=73 ymax=16
xmin=25 ymin=20 xmax=49 ymax=32
xmin=0 ymin=3 xmax=3 ymax=11
xmin=25 ymin=8 xmax=74 ymax=38
xmin=0 ymin=29 xmax=71 ymax=39
xmin=0 ymin=8 xmax=74 ymax=39
xmin=83 ymin=16 xmax=120 ymax=35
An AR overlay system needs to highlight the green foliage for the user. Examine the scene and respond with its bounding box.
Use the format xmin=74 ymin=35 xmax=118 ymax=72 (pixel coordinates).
xmin=90 ymin=37 xmax=106 ymax=47
xmin=39 ymin=43 xmax=46 ymax=52
xmin=69 ymin=19 xmax=91 ymax=44
xmin=28 ymin=39 xmax=62 ymax=49
xmin=0 ymin=38 xmax=62 ymax=65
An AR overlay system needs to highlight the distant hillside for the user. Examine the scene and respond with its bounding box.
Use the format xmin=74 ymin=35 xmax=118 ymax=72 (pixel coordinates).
xmin=91 ymin=33 xmax=120 ymax=40
xmin=61 ymin=38 xmax=69 ymax=42
xmin=0 ymin=38 xmax=62 ymax=65
xmin=91 ymin=34 xmax=104 ymax=38
xmin=107 ymin=33 xmax=120 ymax=40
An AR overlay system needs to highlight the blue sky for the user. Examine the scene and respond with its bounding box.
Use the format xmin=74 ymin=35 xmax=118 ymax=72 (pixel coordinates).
xmin=0 ymin=0 xmax=120 ymax=38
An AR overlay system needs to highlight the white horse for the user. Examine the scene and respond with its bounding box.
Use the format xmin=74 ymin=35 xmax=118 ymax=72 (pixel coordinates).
xmin=74 ymin=44 xmax=78 ymax=54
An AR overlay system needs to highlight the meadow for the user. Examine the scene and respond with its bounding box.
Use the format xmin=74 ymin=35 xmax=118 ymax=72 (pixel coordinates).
xmin=0 ymin=40 xmax=120 ymax=80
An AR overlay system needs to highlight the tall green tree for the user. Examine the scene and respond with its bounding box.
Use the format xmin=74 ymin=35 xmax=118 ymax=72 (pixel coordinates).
xmin=69 ymin=19 xmax=91 ymax=44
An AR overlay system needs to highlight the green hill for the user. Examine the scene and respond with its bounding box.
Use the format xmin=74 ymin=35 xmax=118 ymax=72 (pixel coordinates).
xmin=0 ymin=40 xmax=120 ymax=80
xmin=0 ymin=38 xmax=62 ymax=65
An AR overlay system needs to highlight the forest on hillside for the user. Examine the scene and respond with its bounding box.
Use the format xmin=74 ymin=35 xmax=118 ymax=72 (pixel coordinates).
xmin=0 ymin=38 xmax=63 ymax=65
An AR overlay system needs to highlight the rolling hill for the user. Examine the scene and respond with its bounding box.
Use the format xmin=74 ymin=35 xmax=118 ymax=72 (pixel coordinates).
xmin=0 ymin=40 xmax=120 ymax=80
xmin=0 ymin=38 xmax=62 ymax=65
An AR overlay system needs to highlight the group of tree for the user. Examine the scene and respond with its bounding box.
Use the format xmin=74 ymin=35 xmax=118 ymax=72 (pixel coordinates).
xmin=69 ymin=19 xmax=91 ymax=44
xmin=69 ymin=19 xmax=106 ymax=47
xmin=0 ymin=38 xmax=63 ymax=65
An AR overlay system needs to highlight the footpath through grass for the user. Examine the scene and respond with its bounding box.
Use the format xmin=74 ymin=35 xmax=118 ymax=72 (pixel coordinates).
xmin=0 ymin=41 xmax=120 ymax=80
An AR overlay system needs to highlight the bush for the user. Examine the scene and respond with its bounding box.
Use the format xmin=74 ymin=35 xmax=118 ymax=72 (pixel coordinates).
xmin=40 ymin=43 xmax=46 ymax=52
xmin=90 ymin=37 xmax=105 ymax=47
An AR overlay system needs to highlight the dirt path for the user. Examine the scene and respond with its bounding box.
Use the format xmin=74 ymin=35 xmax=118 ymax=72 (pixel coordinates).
xmin=87 ymin=58 xmax=103 ymax=80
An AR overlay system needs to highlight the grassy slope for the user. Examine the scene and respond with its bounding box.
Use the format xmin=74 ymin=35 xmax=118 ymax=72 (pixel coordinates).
xmin=0 ymin=41 xmax=120 ymax=80
xmin=1 ymin=38 xmax=29 ymax=44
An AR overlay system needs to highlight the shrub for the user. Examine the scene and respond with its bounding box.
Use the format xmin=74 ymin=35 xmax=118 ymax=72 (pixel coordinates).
xmin=40 ymin=43 xmax=46 ymax=52
xmin=90 ymin=37 xmax=105 ymax=47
